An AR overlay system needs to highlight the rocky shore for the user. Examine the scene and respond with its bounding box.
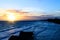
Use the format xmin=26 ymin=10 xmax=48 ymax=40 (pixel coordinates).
xmin=45 ymin=18 xmax=60 ymax=24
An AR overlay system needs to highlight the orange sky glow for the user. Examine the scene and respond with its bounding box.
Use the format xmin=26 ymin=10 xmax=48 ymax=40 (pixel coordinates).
xmin=0 ymin=10 xmax=27 ymax=21
xmin=0 ymin=9 xmax=45 ymax=22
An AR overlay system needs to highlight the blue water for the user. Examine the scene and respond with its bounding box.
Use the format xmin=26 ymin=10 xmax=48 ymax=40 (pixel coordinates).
xmin=0 ymin=21 xmax=60 ymax=40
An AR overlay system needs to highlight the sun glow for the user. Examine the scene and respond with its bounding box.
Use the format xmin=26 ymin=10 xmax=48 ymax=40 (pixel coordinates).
xmin=0 ymin=9 xmax=27 ymax=22
xmin=5 ymin=12 xmax=21 ymax=22
xmin=6 ymin=12 xmax=16 ymax=22
xmin=0 ymin=9 xmax=44 ymax=22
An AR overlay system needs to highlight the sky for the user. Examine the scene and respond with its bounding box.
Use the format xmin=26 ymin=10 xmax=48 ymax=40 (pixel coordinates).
xmin=0 ymin=0 xmax=60 ymax=15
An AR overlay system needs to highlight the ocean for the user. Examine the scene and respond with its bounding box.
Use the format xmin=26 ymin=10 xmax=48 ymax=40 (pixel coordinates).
xmin=0 ymin=20 xmax=60 ymax=40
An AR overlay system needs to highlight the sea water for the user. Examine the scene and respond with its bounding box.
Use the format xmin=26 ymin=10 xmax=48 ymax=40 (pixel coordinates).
xmin=0 ymin=21 xmax=60 ymax=40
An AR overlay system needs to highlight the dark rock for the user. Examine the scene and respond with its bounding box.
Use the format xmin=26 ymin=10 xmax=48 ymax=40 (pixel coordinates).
xmin=8 ymin=31 xmax=34 ymax=40
xmin=44 ymin=18 xmax=60 ymax=24
xmin=19 ymin=31 xmax=34 ymax=40
xmin=8 ymin=35 xmax=19 ymax=40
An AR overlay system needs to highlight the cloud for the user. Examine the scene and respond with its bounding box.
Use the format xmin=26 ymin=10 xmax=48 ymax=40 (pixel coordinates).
xmin=21 ymin=7 xmax=45 ymax=12
xmin=56 ymin=11 xmax=60 ymax=13
xmin=51 ymin=11 xmax=60 ymax=16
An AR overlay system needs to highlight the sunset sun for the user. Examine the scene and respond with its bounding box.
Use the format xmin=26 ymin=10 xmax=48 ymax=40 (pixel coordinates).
xmin=6 ymin=12 xmax=17 ymax=22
